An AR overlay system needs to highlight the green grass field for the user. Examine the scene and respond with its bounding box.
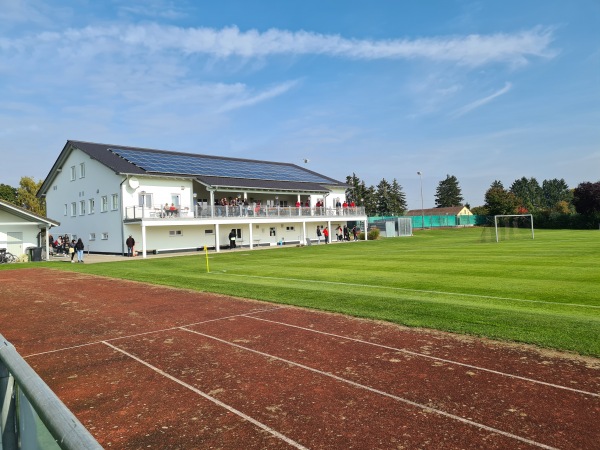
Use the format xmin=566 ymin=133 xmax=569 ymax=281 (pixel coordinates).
xmin=6 ymin=227 xmax=600 ymax=356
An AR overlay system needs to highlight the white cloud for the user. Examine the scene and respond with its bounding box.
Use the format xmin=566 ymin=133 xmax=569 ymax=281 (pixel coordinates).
xmin=217 ymin=80 xmax=299 ymax=113
xmin=450 ymin=82 xmax=513 ymax=118
xmin=2 ymin=24 xmax=556 ymax=67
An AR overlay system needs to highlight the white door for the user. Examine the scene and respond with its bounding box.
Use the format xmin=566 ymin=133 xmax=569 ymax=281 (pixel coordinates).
xmin=7 ymin=232 xmax=23 ymax=256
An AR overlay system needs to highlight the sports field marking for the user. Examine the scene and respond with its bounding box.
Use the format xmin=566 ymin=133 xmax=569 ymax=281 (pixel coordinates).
xmin=102 ymin=341 xmax=309 ymax=450
xmin=218 ymin=273 xmax=600 ymax=309
xmin=180 ymin=327 xmax=559 ymax=450
xmin=23 ymin=307 xmax=284 ymax=359
xmin=244 ymin=314 xmax=600 ymax=398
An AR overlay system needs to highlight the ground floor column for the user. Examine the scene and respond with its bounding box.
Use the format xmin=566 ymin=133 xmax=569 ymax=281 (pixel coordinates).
xmin=302 ymin=221 xmax=307 ymax=245
xmin=364 ymin=220 xmax=368 ymax=240
xmin=248 ymin=223 xmax=254 ymax=249
xmin=141 ymin=224 xmax=147 ymax=257
xmin=215 ymin=223 xmax=220 ymax=253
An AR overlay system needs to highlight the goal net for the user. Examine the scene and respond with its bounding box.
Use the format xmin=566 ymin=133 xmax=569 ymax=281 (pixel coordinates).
xmin=493 ymin=214 xmax=534 ymax=243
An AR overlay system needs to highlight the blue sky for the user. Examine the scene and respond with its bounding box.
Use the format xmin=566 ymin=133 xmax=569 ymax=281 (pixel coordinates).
xmin=1 ymin=0 xmax=598 ymax=209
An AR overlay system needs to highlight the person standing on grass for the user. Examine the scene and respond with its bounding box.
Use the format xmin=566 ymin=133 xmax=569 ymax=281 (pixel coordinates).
xmin=68 ymin=239 xmax=75 ymax=263
xmin=316 ymin=226 xmax=322 ymax=244
xmin=323 ymin=226 xmax=329 ymax=244
xmin=75 ymin=238 xmax=85 ymax=263
xmin=126 ymin=235 xmax=135 ymax=257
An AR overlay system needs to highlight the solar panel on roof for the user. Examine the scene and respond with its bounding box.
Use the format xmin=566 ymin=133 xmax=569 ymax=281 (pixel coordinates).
xmin=109 ymin=148 xmax=333 ymax=184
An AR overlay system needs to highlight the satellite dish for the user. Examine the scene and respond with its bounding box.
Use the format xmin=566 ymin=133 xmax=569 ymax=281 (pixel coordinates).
xmin=128 ymin=177 xmax=139 ymax=189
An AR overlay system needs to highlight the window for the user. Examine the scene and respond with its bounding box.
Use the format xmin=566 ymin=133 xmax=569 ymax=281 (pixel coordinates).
xmin=88 ymin=198 xmax=95 ymax=214
xmin=170 ymin=194 xmax=181 ymax=207
xmin=63 ymin=204 xmax=68 ymax=216
xmin=269 ymin=227 xmax=277 ymax=237
xmin=79 ymin=163 xmax=85 ymax=178
xmin=79 ymin=200 xmax=86 ymax=215
xmin=286 ymin=226 xmax=295 ymax=231
xmin=101 ymin=233 xmax=109 ymax=240
xmin=101 ymin=196 xmax=108 ymax=213
xmin=89 ymin=233 xmax=96 ymax=241
xmin=71 ymin=202 xmax=77 ymax=217
xmin=70 ymin=166 xmax=76 ymax=181
xmin=111 ymin=194 xmax=119 ymax=210
xmin=169 ymin=230 xmax=183 ymax=237
xmin=138 ymin=193 xmax=153 ymax=207
xmin=204 ymin=229 xmax=214 ymax=234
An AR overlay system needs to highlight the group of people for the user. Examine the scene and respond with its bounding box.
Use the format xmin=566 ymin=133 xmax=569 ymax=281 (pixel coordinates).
xmin=162 ymin=203 xmax=178 ymax=217
xmin=316 ymin=225 xmax=359 ymax=244
xmin=50 ymin=234 xmax=85 ymax=262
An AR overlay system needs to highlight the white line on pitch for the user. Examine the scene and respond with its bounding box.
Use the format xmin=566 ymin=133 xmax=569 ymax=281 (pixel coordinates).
xmin=23 ymin=307 xmax=284 ymax=359
xmin=180 ymin=327 xmax=558 ymax=450
xmin=215 ymin=273 xmax=600 ymax=309
xmin=243 ymin=314 xmax=600 ymax=398
xmin=102 ymin=341 xmax=309 ymax=450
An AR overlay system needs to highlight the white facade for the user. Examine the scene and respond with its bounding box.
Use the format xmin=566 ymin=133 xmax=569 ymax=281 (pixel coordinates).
xmin=40 ymin=141 xmax=368 ymax=257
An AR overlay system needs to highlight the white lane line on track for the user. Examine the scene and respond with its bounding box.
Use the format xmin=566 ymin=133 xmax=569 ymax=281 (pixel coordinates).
xmin=102 ymin=341 xmax=309 ymax=450
xmin=243 ymin=314 xmax=600 ymax=398
xmin=219 ymin=273 xmax=600 ymax=309
xmin=23 ymin=307 xmax=284 ymax=359
xmin=180 ymin=327 xmax=559 ymax=450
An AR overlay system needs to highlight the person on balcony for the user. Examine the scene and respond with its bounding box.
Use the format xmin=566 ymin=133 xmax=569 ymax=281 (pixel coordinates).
xmin=163 ymin=203 xmax=170 ymax=218
xmin=169 ymin=203 xmax=177 ymax=217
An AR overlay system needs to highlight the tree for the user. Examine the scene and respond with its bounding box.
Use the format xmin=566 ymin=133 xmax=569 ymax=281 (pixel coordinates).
xmin=572 ymin=181 xmax=600 ymax=215
xmin=345 ymin=173 xmax=369 ymax=207
xmin=435 ymin=174 xmax=463 ymax=208
xmin=16 ymin=177 xmax=45 ymax=216
xmin=0 ymin=183 xmax=18 ymax=204
xmin=374 ymin=178 xmax=392 ymax=216
xmin=388 ymin=179 xmax=407 ymax=216
xmin=484 ymin=183 xmax=519 ymax=215
xmin=541 ymin=178 xmax=572 ymax=211
xmin=510 ymin=177 xmax=542 ymax=212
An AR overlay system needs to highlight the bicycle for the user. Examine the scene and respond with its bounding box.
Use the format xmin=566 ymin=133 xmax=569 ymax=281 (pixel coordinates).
xmin=0 ymin=249 xmax=17 ymax=264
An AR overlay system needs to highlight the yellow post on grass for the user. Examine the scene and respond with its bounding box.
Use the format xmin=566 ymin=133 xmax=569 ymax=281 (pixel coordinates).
xmin=204 ymin=246 xmax=209 ymax=273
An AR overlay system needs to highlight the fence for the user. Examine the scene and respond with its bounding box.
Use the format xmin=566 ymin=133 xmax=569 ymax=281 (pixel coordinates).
xmin=369 ymin=215 xmax=486 ymax=229
xmin=0 ymin=335 xmax=103 ymax=450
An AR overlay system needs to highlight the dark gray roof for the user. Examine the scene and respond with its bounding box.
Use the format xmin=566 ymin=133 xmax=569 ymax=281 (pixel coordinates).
xmin=39 ymin=140 xmax=345 ymax=195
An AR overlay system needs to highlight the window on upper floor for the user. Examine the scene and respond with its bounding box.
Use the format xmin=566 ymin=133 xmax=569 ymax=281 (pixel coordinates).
xmin=89 ymin=233 xmax=96 ymax=241
xmin=71 ymin=202 xmax=77 ymax=217
xmin=138 ymin=192 xmax=153 ymax=208
xmin=111 ymin=194 xmax=119 ymax=210
xmin=88 ymin=198 xmax=95 ymax=214
xmin=79 ymin=163 xmax=85 ymax=179
xmin=64 ymin=204 xmax=68 ymax=216
xmin=70 ymin=166 xmax=76 ymax=181
xmin=101 ymin=196 xmax=108 ymax=213
xmin=79 ymin=200 xmax=86 ymax=215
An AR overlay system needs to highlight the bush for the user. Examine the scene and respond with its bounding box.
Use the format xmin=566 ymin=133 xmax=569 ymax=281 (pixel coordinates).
xmin=367 ymin=228 xmax=380 ymax=240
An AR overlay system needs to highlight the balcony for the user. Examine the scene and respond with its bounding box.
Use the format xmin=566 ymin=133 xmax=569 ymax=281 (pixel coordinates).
xmin=124 ymin=205 xmax=366 ymax=221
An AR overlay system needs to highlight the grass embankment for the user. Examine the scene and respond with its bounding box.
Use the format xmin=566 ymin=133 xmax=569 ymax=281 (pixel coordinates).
xmin=7 ymin=228 xmax=600 ymax=356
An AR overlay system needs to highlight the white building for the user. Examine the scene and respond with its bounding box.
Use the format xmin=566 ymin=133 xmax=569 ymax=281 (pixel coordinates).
xmin=38 ymin=140 xmax=367 ymax=257
xmin=0 ymin=199 xmax=59 ymax=259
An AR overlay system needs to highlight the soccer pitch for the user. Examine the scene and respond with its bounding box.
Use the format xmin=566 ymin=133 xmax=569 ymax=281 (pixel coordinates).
xmin=37 ymin=228 xmax=600 ymax=356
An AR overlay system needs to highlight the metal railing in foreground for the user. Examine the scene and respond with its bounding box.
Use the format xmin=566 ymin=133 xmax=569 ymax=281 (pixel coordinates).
xmin=0 ymin=335 xmax=103 ymax=450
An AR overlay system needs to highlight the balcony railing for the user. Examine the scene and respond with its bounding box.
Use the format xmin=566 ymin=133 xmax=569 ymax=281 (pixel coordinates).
xmin=125 ymin=205 xmax=366 ymax=221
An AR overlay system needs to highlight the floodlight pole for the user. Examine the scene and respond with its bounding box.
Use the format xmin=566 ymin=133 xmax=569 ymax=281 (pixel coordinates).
xmin=417 ymin=172 xmax=424 ymax=229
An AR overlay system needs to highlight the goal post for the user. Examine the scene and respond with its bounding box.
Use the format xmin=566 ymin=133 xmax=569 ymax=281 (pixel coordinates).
xmin=494 ymin=214 xmax=534 ymax=243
